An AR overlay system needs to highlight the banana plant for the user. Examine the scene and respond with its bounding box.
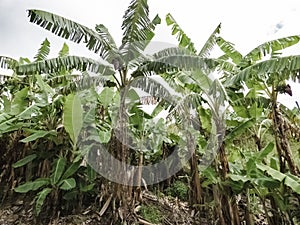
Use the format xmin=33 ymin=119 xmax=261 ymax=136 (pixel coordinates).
xmin=14 ymin=157 xmax=81 ymax=215
xmin=228 ymin=141 xmax=300 ymax=224
xmin=0 ymin=40 xmax=70 ymax=193
xmin=0 ymin=38 xmax=104 ymax=217
xmin=218 ymin=35 xmax=300 ymax=177
xmin=13 ymin=0 xmax=161 ymax=88
xmin=215 ymin=34 xmax=300 ymax=225
xmin=143 ymin=13 xmax=244 ymax=225
xmin=0 ymin=2 xmax=177 ymax=220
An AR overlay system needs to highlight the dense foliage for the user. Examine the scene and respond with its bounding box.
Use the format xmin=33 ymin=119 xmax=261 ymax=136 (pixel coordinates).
xmin=1 ymin=1 xmax=300 ymax=224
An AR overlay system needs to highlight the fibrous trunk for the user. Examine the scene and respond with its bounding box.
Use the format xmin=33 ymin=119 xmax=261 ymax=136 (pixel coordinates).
xmin=272 ymin=103 xmax=299 ymax=176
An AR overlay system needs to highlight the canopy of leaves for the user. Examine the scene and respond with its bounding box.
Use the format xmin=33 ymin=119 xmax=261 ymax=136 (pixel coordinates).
xmin=27 ymin=9 xmax=117 ymax=59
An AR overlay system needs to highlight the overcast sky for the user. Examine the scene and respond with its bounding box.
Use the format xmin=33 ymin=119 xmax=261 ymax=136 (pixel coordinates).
xmin=1 ymin=0 xmax=300 ymax=108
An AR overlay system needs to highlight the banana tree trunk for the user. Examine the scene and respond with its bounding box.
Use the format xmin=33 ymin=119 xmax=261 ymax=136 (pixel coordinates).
xmin=272 ymin=103 xmax=299 ymax=176
xmin=189 ymin=150 xmax=202 ymax=206
xmin=217 ymin=142 xmax=240 ymax=225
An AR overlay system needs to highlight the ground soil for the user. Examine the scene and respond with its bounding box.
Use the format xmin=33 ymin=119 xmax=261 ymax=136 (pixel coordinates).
xmin=0 ymin=192 xmax=207 ymax=225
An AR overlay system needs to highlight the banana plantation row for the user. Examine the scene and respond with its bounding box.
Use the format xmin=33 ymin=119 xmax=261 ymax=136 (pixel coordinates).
xmin=1 ymin=0 xmax=300 ymax=224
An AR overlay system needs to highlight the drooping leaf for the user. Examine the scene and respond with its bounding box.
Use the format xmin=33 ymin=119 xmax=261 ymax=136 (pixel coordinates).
xmin=16 ymin=56 xmax=114 ymax=75
xmin=256 ymin=164 xmax=286 ymax=182
xmin=50 ymin=158 xmax=66 ymax=185
xmin=243 ymin=35 xmax=300 ymax=63
xmin=59 ymin=178 xmax=76 ymax=190
xmin=13 ymin=154 xmax=37 ymax=168
xmin=0 ymin=56 xmax=18 ymax=69
xmin=154 ymin=48 xmax=235 ymax=73
xmin=130 ymin=76 xmax=174 ymax=104
xmin=231 ymin=55 xmax=300 ymax=85
xmin=154 ymin=54 xmax=219 ymax=72
xmin=257 ymin=164 xmax=300 ymax=194
xmin=14 ymin=178 xmax=50 ymax=193
xmin=27 ymin=9 xmax=117 ymax=59
xmin=63 ymin=93 xmax=83 ymax=146
xmin=133 ymin=47 xmax=234 ymax=77
xmin=35 ymin=188 xmax=52 ymax=215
